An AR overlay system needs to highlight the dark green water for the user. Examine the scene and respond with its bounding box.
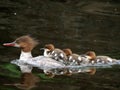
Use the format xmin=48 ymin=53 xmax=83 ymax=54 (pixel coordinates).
xmin=0 ymin=0 xmax=120 ymax=90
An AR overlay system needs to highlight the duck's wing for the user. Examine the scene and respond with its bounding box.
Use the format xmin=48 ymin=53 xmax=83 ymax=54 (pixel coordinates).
xmin=11 ymin=56 xmax=65 ymax=71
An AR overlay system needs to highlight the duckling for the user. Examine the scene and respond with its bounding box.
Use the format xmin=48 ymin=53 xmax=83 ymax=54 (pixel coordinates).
xmin=84 ymin=51 xmax=96 ymax=64
xmin=85 ymin=51 xmax=116 ymax=64
xmin=41 ymin=44 xmax=68 ymax=64
xmin=63 ymin=48 xmax=82 ymax=65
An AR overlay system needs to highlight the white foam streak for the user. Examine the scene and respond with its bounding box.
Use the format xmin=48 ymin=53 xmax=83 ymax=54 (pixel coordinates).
xmin=11 ymin=57 xmax=120 ymax=75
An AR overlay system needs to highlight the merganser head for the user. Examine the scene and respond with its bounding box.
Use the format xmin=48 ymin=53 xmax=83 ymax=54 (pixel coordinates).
xmin=3 ymin=35 xmax=38 ymax=52
xmin=85 ymin=51 xmax=96 ymax=60
xmin=40 ymin=44 xmax=55 ymax=57
xmin=40 ymin=44 xmax=55 ymax=51
xmin=63 ymin=48 xmax=72 ymax=56
xmin=44 ymin=44 xmax=55 ymax=51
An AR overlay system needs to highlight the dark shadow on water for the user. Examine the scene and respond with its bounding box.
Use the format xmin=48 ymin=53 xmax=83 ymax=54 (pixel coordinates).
xmin=3 ymin=73 xmax=40 ymax=90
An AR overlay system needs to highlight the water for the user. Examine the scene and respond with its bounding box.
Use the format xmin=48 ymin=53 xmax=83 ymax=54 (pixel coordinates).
xmin=0 ymin=0 xmax=120 ymax=90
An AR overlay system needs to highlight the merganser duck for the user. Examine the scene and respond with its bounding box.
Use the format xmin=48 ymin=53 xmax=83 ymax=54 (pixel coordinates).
xmin=63 ymin=48 xmax=82 ymax=65
xmin=85 ymin=51 xmax=116 ymax=64
xmin=3 ymin=35 xmax=65 ymax=78
xmin=3 ymin=35 xmax=40 ymax=89
xmin=84 ymin=51 xmax=96 ymax=64
xmin=3 ymin=35 xmax=39 ymax=73
xmin=41 ymin=44 xmax=68 ymax=64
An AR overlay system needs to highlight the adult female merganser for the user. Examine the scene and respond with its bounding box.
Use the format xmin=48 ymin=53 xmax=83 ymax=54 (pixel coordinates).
xmin=3 ymin=35 xmax=39 ymax=73
xmin=41 ymin=44 xmax=68 ymax=64
xmin=3 ymin=35 xmax=65 ymax=78
xmin=85 ymin=51 xmax=116 ymax=64
xmin=3 ymin=35 xmax=40 ymax=89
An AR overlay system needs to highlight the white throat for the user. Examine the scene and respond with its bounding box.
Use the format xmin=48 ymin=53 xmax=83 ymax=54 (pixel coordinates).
xmin=43 ymin=49 xmax=51 ymax=57
xmin=19 ymin=51 xmax=33 ymax=73
xmin=19 ymin=51 xmax=33 ymax=60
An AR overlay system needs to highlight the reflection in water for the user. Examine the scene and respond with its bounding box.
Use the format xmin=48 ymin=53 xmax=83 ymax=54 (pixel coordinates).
xmin=51 ymin=67 xmax=97 ymax=76
xmin=19 ymin=73 xmax=39 ymax=89
xmin=4 ymin=73 xmax=40 ymax=90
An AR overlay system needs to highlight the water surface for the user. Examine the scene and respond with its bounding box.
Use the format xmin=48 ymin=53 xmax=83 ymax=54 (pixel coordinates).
xmin=0 ymin=0 xmax=120 ymax=90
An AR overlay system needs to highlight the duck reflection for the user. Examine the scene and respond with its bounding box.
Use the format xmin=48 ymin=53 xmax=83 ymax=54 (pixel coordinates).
xmin=4 ymin=72 xmax=40 ymax=90
xmin=19 ymin=73 xmax=40 ymax=89
xmin=48 ymin=66 xmax=96 ymax=77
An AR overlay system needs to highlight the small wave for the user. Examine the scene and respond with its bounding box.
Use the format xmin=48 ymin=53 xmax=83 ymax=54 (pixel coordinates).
xmin=11 ymin=59 xmax=120 ymax=75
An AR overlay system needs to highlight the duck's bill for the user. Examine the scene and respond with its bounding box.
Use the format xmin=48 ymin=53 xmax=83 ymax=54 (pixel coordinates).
xmin=3 ymin=42 xmax=16 ymax=47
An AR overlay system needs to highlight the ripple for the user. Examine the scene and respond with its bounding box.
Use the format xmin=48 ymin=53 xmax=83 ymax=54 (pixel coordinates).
xmin=81 ymin=2 xmax=120 ymax=16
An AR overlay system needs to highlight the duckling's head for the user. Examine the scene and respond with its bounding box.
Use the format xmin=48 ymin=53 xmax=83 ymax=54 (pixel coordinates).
xmin=3 ymin=35 xmax=39 ymax=52
xmin=63 ymin=48 xmax=72 ymax=56
xmin=85 ymin=51 xmax=96 ymax=60
xmin=44 ymin=44 xmax=55 ymax=51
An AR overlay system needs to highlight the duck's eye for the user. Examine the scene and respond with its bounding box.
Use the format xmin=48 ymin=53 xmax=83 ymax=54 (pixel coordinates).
xmin=15 ymin=40 xmax=20 ymax=44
